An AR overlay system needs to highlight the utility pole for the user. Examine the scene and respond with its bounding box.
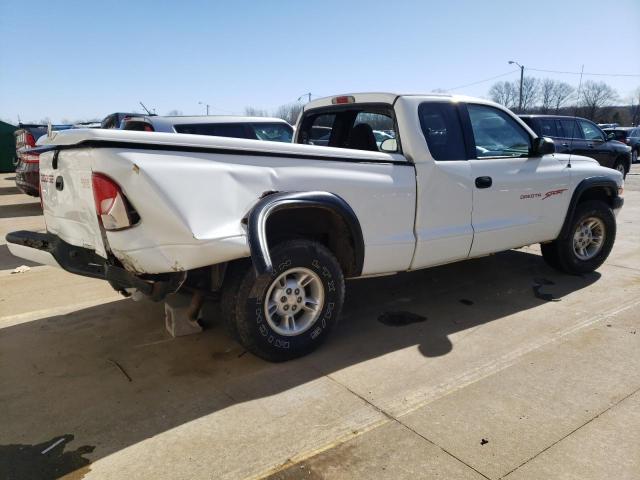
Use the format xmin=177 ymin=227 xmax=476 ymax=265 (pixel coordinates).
xmin=508 ymin=60 xmax=524 ymax=112
xmin=198 ymin=101 xmax=210 ymax=115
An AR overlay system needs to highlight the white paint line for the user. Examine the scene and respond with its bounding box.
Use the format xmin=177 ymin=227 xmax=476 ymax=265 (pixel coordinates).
xmin=41 ymin=437 xmax=65 ymax=454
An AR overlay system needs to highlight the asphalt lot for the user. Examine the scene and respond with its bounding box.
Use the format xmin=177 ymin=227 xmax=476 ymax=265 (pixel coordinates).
xmin=1 ymin=166 xmax=639 ymax=480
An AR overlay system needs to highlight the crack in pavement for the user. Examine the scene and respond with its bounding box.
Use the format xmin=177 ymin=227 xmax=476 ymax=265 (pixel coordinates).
xmin=500 ymin=386 xmax=640 ymax=479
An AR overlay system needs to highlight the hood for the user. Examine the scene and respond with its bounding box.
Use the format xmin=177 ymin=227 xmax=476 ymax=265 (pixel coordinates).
xmin=552 ymin=153 xmax=599 ymax=165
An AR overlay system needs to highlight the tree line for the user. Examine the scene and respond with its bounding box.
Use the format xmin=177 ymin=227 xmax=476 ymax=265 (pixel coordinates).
xmin=489 ymin=77 xmax=640 ymax=125
xmin=244 ymin=103 xmax=304 ymax=126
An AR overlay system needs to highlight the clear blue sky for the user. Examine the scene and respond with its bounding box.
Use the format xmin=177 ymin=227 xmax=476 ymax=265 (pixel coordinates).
xmin=1 ymin=0 xmax=639 ymax=123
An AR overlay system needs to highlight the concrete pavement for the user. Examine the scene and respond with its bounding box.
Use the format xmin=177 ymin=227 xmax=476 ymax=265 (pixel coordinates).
xmin=0 ymin=166 xmax=639 ymax=479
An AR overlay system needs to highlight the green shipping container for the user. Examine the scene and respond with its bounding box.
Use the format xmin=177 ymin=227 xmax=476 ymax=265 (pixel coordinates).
xmin=0 ymin=120 xmax=18 ymax=173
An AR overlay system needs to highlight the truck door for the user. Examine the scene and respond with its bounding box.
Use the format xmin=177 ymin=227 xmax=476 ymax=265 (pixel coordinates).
xmin=408 ymin=100 xmax=475 ymax=269
xmin=464 ymin=103 xmax=571 ymax=257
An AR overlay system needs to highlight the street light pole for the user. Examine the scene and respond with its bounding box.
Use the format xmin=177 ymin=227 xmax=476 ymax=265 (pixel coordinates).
xmin=508 ymin=60 xmax=524 ymax=112
xmin=198 ymin=101 xmax=210 ymax=115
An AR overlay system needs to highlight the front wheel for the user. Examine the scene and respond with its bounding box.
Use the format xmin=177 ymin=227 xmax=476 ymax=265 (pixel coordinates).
xmin=613 ymin=160 xmax=627 ymax=179
xmin=542 ymin=200 xmax=616 ymax=275
xmin=222 ymin=239 xmax=345 ymax=362
xmin=632 ymin=149 xmax=638 ymax=164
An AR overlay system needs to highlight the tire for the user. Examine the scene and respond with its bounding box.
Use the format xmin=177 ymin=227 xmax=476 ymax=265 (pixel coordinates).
xmin=633 ymin=149 xmax=638 ymax=164
xmin=540 ymin=241 xmax=562 ymax=271
xmin=222 ymin=239 xmax=345 ymax=362
xmin=613 ymin=159 xmax=627 ymax=179
xmin=551 ymin=200 xmax=616 ymax=275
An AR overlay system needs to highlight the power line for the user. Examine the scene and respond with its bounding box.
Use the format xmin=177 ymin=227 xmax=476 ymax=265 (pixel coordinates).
xmin=446 ymin=70 xmax=519 ymax=91
xmin=527 ymin=67 xmax=640 ymax=77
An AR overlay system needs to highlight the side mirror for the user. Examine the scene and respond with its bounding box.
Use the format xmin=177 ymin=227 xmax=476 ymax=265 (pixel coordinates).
xmin=532 ymin=137 xmax=555 ymax=156
xmin=606 ymin=132 xmax=615 ymax=141
xmin=380 ymin=138 xmax=398 ymax=152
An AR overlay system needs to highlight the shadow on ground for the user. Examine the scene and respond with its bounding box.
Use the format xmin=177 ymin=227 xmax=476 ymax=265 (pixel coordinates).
xmin=0 ymin=243 xmax=39 ymax=270
xmin=0 ymin=250 xmax=600 ymax=475
xmin=0 ymin=435 xmax=94 ymax=480
xmin=0 ymin=186 xmax=21 ymax=196
xmin=0 ymin=202 xmax=42 ymax=219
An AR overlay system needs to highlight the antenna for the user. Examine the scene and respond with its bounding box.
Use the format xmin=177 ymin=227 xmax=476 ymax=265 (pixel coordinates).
xmin=567 ymin=65 xmax=585 ymax=169
xmin=139 ymin=101 xmax=153 ymax=115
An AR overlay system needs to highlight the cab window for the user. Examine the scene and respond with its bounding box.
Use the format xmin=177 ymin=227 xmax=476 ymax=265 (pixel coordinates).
xmin=298 ymin=106 xmax=399 ymax=153
xmin=418 ymin=102 xmax=466 ymax=161
xmin=467 ymin=104 xmax=531 ymax=158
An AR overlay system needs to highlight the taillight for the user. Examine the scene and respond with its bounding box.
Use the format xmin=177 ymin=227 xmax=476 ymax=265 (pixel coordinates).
xmin=21 ymin=152 xmax=40 ymax=164
xmin=331 ymin=95 xmax=355 ymax=104
xmin=91 ymin=173 xmax=139 ymax=230
xmin=25 ymin=132 xmax=35 ymax=147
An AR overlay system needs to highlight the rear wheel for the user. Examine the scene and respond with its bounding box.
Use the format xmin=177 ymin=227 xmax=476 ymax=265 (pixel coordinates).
xmin=221 ymin=239 xmax=345 ymax=362
xmin=543 ymin=200 xmax=616 ymax=275
xmin=632 ymin=149 xmax=638 ymax=164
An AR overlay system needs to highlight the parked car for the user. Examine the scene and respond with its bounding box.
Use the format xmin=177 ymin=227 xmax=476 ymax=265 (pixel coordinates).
xmin=13 ymin=123 xmax=73 ymax=196
xmin=520 ymin=115 xmax=632 ymax=177
xmin=121 ymin=115 xmax=294 ymax=143
xmin=603 ymin=127 xmax=640 ymax=163
xmin=8 ymin=93 xmax=624 ymax=361
xmin=101 ymin=112 xmax=149 ymax=129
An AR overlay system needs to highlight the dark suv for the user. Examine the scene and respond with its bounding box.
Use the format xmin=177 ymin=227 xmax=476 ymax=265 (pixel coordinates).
xmin=520 ymin=115 xmax=632 ymax=177
xmin=603 ymin=127 xmax=640 ymax=164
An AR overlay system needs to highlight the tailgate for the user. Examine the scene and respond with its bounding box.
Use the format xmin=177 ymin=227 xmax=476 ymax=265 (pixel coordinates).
xmin=40 ymin=148 xmax=108 ymax=258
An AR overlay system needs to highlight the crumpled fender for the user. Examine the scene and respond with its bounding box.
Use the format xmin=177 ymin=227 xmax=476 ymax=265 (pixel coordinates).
xmin=247 ymin=191 xmax=365 ymax=276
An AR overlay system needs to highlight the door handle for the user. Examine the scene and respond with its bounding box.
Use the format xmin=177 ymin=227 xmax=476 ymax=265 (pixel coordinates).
xmin=475 ymin=176 xmax=492 ymax=189
xmin=561 ymin=143 xmax=569 ymax=148
xmin=587 ymin=143 xmax=594 ymax=148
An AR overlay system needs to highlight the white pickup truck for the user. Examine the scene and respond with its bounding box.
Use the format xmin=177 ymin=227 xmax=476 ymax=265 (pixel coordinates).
xmin=7 ymin=92 xmax=624 ymax=361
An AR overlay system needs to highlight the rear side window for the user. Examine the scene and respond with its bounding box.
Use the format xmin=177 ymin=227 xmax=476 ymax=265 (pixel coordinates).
xmin=558 ymin=119 xmax=582 ymax=139
xmin=537 ymin=118 xmax=558 ymax=137
xmin=174 ymin=123 xmax=256 ymax=139
xmin=418 ymin=102 xmax=466 ymax=161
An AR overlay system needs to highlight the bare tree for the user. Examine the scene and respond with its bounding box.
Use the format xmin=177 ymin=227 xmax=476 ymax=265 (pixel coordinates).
xmin=520 ymin=76 xmax=539 ymax=112
xmin=539 ymin=79 xmax=556 ymax=113
xmin=489 ymin=81 xmax=518 ymax=109
xmin=629 ymin=86 xmax=640 ymax=126
xmin=551 ymin=82 xmax=574 ymax=113
xmin=273 ymin=103 xmax=304 ymax=125
xmin=579 ymin=81 xmax=618 ymax=120
xmin=244 ymin=106 xmax=269 ymax=117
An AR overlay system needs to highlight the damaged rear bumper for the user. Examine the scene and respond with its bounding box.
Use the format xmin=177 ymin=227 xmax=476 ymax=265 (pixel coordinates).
xmin=6 ymin=231 xmax=185 ymax=300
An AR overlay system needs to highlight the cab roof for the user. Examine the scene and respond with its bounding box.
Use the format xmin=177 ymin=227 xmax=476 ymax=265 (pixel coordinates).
xmin=304 ymin=92 xmax=492 ymax=111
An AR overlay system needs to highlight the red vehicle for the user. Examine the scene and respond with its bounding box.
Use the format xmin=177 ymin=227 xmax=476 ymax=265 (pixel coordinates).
xmin=14 ymin=124 xmax=72 ymax=196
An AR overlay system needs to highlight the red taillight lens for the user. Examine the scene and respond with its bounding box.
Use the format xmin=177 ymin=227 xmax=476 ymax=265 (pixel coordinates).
xmin=91 ymin=173 xmax=138 ymax=230
xmin=21 ymin=152 xmax=40 ymax=164
xmin=26 ymin=132 xmax=35 ymax=147
xmin=331 ymin=95 xmax=355 ymax=105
